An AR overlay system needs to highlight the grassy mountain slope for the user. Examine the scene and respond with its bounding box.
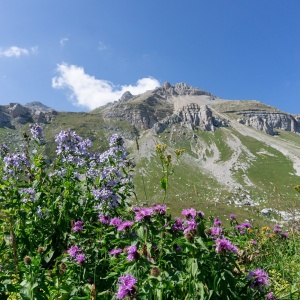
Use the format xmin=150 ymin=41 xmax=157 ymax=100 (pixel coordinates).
xmin=0 ymin=84 xmax=300 ymax=225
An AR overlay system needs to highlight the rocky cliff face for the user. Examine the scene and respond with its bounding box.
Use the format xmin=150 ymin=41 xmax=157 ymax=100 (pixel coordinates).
xmin=153 ymin=104 xmax=227 ymax=134
xmin=0 ymin=102 xmax=57 ymax=128
xmin=237 ymin=112 xmax=300 ymax=135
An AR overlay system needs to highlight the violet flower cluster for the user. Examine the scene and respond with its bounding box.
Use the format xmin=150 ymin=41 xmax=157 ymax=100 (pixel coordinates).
xmin=30 ymin=123 xmax=44 ymax=141
xmin=68 ymin=245 xmax=86 ymax=264
xmin=215 ymin=237 xmax=238 ymax=254
xmin=248 ymin=268 xmax=270 ymax=291
xmin=116 ymin=274 xmax=137 ymax=299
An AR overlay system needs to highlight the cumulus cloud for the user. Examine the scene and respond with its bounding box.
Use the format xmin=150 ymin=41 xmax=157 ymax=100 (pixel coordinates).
xmin=0 ymin=46 xmax=38 ymax=57
xmin=52 ymin=63 xmax=160 ymax=110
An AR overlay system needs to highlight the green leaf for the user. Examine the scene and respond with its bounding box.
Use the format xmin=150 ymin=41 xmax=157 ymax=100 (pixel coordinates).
xmin=160 ymin=177 xmax=168 ymax=191
xmin=43 ymin=249 xmax=55 ymax=263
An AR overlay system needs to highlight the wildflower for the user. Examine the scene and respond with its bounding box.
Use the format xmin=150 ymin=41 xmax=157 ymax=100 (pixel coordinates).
xmin=281 ymin=232 xmax=288 ymax=239
xmin=173 ymin=243 xmax=182 ymax=251
xmin=30 ymin=123 xmax=44 ymax=140
xmin=171 ymin=218 xmax=185 ymax=231
xmin=75 ymin=253 xmax=85 ymax=264
xmin=185 ymin=232 xmax=194 ymax=242
xmin=109 ymin=134 xmax=124 ymax=147
xmin=24 ymin=256 xmax=32 ymax=265
xmin=150 ymin=267 xmax=161 ymax=277
xmin=197 ymin=211 xmax=205 ymax=219
xmin=152 ymin=204 xmax=167 ymax=214
xmin=183 ymin=219 xmax=197 ymax=234
xmin=116 ymin=274 xmax=137 ymax=299
xmin=273 ymin=225 xmax=282 ymax=233
xmin=38 ymin=246 xmax=45 ymax=253
xmin=236 ymin=222 xmax=252 ymax=229
xmin=19 ymin=187 xmax=36 ymax=203
xmin=72 ymin=220 xmax=84 ymax=232
xmin=117 ymin=221 xmax=134 ymax=231
xmin=248 ymin=268 xmax=269 ymax=291
xmin=134 ymin=207 xmax=153 ymax=221
xmin=250 ymin=240 xmax=258 ymax=246
xmin=59 ymin=263 xmax=67 ymax=274
xmin=214 ymin=218 xmax=222 ymax=227
xmin=110 ymin=217 xmax=123 ymax=227
xmin=215 ymin=237 xmax=238 ymax=254
xmin=210 ymin=227 xmax=223 ymax=236
xmin=230 ymin=214 xmax=236 ymax=219
xmin=99 ymin=214 xmax=111 ymax=224
xmin=127 ymin=245 xmax=139 ymax=261
xmin=109 ymin=248 xmax=123 ymax=257
xmin=68 ymin=245 xmax=79 ymax=258
xmin=266 ymin=292 xmax=276 ymax=300
xmin=181 ymin=208 xmax=197 ymax=219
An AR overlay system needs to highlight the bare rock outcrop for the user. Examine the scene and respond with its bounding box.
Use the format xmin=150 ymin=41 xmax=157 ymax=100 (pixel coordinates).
xmin=241 ymin=112 xmax=300 ymax=135
xmin=153 ymin=104 xmax=227 ymax=134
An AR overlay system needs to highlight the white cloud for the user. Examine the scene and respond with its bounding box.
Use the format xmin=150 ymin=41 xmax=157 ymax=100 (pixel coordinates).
xmin=52 ymin=63 xmax=160 ymax=110
xmin=97 ymin=42 xmax=109 ymax=51
xmin=0 ymin=46 xmax=38 ymax=57
xmin=60 ymin=37 xmax=69 ymax=47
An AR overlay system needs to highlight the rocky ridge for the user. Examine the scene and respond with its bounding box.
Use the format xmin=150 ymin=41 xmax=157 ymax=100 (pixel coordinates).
xmin=0 ymin=102 xmax=57 ymax=129
xmin=97 ymin=82 xmax=300 ymax=136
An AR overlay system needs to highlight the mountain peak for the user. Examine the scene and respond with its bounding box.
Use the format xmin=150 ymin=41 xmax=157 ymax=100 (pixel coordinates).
xmin=25 ymin=101 xmax=54 ymax=113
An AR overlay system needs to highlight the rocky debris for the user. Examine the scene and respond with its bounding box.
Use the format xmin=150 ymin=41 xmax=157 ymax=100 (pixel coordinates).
xmin=261 ymin=208 xmax=273 ymax=216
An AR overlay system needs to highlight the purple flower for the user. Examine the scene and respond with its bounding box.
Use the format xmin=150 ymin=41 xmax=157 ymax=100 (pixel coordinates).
xmin=68 ymin=246 xmax=79 ymax=258
xmin=110 ymin=217 xmax=123 ymax=227
xmin=173 ymin=243 xmax=182 ymax=251
xmin=117 ymin=221 xmax=134 ymax=231
xmin=281 ymin=233 xmax=288 ymax=239
xmin=197 ymin=211 xmax=205 ymax=219
xmin=210 ymin=227 xmax=223 ymax=236
xmin=248 ymin=268 xmax=269 ymax=291
xmin=215 ymin=237 xmax=238 ymax=254
xmin=73 ymin=220 xmax=84 ymax=232
xmin=109 ymin=248 xmax=123 ymax=257
xmin=214 ymin=217 xmax=222 ymax=227
xmin=236 ymin=222 xmax=252 ymax=231
xmin=183 ymin=219 xmax=197 ymax=234
xmin=75 ymin=253 xmax=85 ymax=264
xmin=171 ymin=218 xmax=185 ymax=231
xmin=30 ymin=123 xmax=44 ymax=140
xmin=109 ymin=134 xmax=124 ymax=147
xmin=273 ymin=225 xmax=282 ymax=233
xmin=250 ymin=240 xmax=258 ymax=246
xmin=266 ymin=292 xmax=276 ymax=300
xmin=152 ymin=204 xmax=167 ymax=214
xmin=127 ymin=245 xmax=138 ymax=261
xmin=134 ymin=207 xmax=153 ymax=221
xmin=230 ymin=214 xmax=236 ymax=219
xmin=116 ymin=274 xmax=137 ymax=299
xmin=181 ymin=208 xmax=196 ymax=219
xmin=99 ymin=214 xmax=111 ymax=224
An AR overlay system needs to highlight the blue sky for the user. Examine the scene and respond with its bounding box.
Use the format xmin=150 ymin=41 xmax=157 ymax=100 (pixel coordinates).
xmin=0 ymin=1 xmax=300 ymax=113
